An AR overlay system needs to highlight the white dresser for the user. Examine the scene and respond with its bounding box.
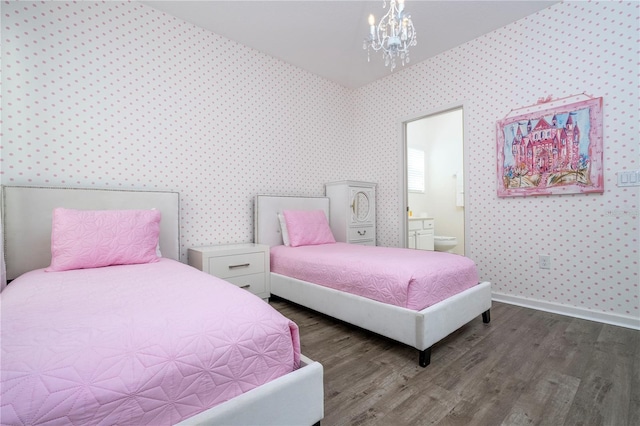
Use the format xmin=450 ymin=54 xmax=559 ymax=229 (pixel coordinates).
xmin=188 ymin=243 xmax=270 ymax=300
xmin=325 ymin=180 xmax=376 ymax=246
xmin=408 ymin=218 xmax=434 ymax=250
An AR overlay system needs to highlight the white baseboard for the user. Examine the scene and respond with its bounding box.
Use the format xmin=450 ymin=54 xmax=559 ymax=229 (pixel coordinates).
xmin=492 ymin=292 xmax=640 ymax=331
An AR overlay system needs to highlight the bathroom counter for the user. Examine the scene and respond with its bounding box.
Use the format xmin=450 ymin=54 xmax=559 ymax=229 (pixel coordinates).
xmin=408 ymin=217 xmax=434 ymax=232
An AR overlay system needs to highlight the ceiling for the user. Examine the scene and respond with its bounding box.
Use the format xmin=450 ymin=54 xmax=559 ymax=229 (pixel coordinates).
xmin=142 ymin=1 xmax=558 ymax=89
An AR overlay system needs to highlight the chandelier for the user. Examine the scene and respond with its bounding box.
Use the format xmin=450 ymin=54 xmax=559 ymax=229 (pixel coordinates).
xmin=364 ymin=0 xmax=417 ymax=71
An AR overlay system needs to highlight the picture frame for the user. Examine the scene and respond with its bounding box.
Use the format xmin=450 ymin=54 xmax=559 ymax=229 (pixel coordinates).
xmin=496 ymin=96 xmax=603 ymax=197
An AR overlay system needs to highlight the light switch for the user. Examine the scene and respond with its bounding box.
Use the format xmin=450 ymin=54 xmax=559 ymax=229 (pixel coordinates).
xmin=618 ymin=170 xmax=640 ymax=187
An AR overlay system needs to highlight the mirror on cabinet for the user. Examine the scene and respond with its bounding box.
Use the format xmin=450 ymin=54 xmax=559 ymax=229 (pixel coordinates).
xmin=351 ymin=191 xmax=371 ymax=223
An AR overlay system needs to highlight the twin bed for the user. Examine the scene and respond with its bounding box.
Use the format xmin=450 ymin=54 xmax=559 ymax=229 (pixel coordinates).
xmin=254 ymin=195 xmax=492 ymax=367
xmin=0 ymin=186 xmax=323 ymax=426
xmin=1 ymin=186 xmax=491 ymax=425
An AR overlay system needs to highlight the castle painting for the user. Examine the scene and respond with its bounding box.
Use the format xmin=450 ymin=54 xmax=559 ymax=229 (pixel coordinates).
xmin=496 ymin=97 xmax=603 ymax=197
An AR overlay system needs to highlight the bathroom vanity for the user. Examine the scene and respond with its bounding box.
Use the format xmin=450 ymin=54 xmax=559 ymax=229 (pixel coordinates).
xmin=408 ymin=217 xmax=434 ymax=251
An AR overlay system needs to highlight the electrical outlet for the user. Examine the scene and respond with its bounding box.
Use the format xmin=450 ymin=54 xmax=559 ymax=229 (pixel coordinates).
xmin=539 ymin=255 xmax=551 ymax=269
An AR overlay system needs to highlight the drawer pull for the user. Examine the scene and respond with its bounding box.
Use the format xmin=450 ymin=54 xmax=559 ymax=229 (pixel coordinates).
xmin=229 ymin=263 xmax=250 ymax=269
xmin=240 ymin=284 xmax=251 ymax=289
xmin=357 ymin=230 xmax=367 ymax=236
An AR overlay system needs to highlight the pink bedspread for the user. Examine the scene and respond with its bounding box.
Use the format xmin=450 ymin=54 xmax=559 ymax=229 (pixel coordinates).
xmin=0 ymin=258 xmax=300 ymax=425
xmin=271 ymin=243 xmax=479 ymax=311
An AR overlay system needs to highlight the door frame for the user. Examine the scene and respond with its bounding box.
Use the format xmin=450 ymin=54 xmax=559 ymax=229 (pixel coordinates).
xmin=400 ymin=102 xmax=468 ymax=250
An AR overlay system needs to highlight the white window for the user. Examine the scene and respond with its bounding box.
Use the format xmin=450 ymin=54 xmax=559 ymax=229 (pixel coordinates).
xmin=407 ymin=148 xmax=425 ymax=193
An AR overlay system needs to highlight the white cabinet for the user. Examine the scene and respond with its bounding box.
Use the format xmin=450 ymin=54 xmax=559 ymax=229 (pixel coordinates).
xmin=188 ymin=243 xmax=270 ymax=300
xmin=325 ymin=180 xmax=376 ymax=246
xmin=408 ymin=218 xmax=434 ymax=251
xmin=408 ymin=231 xmax=416 ymax=249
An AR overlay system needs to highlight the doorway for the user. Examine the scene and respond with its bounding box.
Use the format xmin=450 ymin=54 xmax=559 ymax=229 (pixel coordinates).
xmin=404 ymin=107 xmax=465 ymax=255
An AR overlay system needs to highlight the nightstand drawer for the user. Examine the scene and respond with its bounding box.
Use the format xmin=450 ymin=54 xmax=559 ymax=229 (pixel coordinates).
xmin=208 ymin=252 xmax=265 ymax=279
xmin=189 ymin=243 xmax=271 ymax=300
xmin=348 ymin=226 xmax=374 ymax=241
xmin=226 ymin=273 xmax=267 ymax=295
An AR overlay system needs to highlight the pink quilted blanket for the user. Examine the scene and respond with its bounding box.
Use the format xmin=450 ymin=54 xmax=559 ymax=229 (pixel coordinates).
xmin=271 ymin=243 xmax=479 ymax=311
xmin=0 ymin=258 xmax=300 ymax=425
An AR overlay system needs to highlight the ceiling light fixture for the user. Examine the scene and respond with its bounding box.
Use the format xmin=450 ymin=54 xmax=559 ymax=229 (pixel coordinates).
xmin=364 ymin=0 xmax=417 ymax=71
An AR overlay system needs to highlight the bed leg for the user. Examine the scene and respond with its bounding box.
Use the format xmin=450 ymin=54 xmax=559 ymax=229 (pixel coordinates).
xmin=419 ymin=347 xmax=431 ymax=368
xmin=312 ymin=422 xmax=321 ymax=426
xmin=482 ymin=309 xmax=491 ymax=323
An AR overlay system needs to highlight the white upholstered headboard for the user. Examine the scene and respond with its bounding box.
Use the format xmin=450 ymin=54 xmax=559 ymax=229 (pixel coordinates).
xmin=1 ymin=186 xmax=180 ymax=280
xmin=254 ymin=195 xmax=330 ymax=247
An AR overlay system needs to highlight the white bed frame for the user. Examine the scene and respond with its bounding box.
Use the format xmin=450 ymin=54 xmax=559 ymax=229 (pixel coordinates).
xmin=255 ymin=194 xmax=492 ymax=367
xmin=1 ymin=186 xmax=324 ymax=426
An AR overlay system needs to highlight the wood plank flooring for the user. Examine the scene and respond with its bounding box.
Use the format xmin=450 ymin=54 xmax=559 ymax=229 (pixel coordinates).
xmin=270 ymin=298 xmax=640 ymax=426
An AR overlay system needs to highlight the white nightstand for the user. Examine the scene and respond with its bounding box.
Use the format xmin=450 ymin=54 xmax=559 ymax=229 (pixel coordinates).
xmin=188 ymin=243 xmax=270 ymax=300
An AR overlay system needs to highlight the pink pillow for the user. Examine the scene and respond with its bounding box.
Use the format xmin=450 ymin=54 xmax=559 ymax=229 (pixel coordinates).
xmin=282 ymin=210 xmax=335 ymax=247
xmin=46 ymin=208 xmax=161 ymax=272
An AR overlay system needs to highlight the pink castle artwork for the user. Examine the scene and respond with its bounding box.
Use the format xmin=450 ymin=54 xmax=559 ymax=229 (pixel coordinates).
xmin=496 ymin=97 xmax=603 ymax=197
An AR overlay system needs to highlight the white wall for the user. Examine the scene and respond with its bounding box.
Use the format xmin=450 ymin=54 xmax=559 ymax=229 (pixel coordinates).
xmin=352 ymin=2 xmax=639 ymax=327
xmin=407 ymin=121 xmax=430 ymax=218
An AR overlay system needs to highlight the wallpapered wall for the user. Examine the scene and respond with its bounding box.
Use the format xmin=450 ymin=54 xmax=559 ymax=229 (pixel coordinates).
xmin=2 ymin=1 xmax=638 ymax=325
xmin=1 ymin=0 xmax=355 ymax=253
xmin=353 ymin=1 xmax=638 ymax=325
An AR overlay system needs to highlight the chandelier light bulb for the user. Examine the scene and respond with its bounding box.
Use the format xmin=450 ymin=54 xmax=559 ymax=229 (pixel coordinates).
xmin=368 ymin=14 xmax=375 ymax=37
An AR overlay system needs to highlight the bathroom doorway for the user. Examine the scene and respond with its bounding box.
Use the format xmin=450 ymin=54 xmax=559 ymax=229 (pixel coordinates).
xmin=404 ymin=107 xmax=465 ymax=255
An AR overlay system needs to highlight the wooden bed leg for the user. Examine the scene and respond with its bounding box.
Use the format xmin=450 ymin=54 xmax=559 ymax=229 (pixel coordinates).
xmin=419 ymin=347 xmax=431 ymax=368
xmin=482 ymin=309 xmax=491 ymax=323
xmin=312 ymin=422 xmax=321 ymax=426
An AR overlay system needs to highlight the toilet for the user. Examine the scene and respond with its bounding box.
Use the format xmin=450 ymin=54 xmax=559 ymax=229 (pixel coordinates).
xmin=434 ymin=236 xmax=457 ymax=253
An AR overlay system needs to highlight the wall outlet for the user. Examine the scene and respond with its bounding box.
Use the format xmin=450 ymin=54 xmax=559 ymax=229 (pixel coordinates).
xmin=539 ymin=255 xmax=551 ymax=269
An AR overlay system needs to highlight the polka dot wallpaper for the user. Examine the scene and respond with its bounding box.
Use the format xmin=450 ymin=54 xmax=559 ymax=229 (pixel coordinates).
xmin=1 ymin=0 xmax=353 ymax=255
xmin=354 ymin=1 xmax=638 ymax=323
xmin=2 ymin=1 xmax=638 ymax=324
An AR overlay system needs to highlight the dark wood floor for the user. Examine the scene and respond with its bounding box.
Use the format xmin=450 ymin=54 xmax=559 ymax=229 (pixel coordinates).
xmin=270 ymin=298 xmax=640 ymax=426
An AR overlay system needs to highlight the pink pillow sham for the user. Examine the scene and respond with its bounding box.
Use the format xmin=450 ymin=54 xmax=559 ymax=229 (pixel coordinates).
xmin=46 ymin=208 xmax=161 ymax=272
xmin=282 ymin=209 xmax=335 ymax=247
